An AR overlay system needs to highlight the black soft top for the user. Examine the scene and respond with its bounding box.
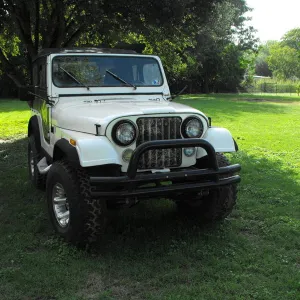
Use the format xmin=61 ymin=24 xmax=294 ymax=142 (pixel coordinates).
xmin=34 ymin=47 xmax=137 ymax=61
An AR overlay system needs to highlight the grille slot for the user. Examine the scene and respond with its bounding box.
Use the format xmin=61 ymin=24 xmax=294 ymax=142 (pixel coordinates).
xmin=136 ymin=117 xmax=182 ymax=169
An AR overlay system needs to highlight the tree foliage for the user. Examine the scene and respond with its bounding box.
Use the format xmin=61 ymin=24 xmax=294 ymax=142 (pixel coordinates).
xmin=267 ymin=43 xmax=300 ymax=80
xmin=179 ymin=0 xmax=257 ymax=92
xmin=260 ymin=28 xmax=300 ymax=80
xmin=0 ymin=0 xmax=257 ymax=94
xmin=254 ymin=41 xmax=276 ymax=77
xmin=0 ymin=0 xmax=222 ymax=85
xmin=281 ymin=28 xmax=300 ymax=52
xmin=254 ymin=28 xmax=300 ymax=81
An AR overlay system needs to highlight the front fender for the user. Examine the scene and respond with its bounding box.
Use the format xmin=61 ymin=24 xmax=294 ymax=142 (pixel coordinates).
xmin=197 ymin=127 xmax=237 ymax=159
xmin=76 ymin=137 xmax=121 ymax=167
xmin=57 ymin=129 xmax=122 ymax=167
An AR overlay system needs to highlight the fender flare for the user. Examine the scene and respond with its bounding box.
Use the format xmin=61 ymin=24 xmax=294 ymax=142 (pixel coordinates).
xmin=197 ymin=127 xmax=237 ymax=159
xmin=233 ymin=138 xmax=239 ymax=151
xmin=53 ymin=139 xmax=80 ymax=167
xmin=28 ymin=115 xmax=41 ymax=152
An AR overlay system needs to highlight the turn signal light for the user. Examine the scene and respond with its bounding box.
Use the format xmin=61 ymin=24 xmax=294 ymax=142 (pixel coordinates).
xmin=122 ymin=149 xmax=133 ymax=162
xmin=70 ymin=139 xmax=76 ymax=146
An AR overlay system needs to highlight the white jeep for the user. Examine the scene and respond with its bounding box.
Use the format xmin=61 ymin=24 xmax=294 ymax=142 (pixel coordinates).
xmin=19 ymin=48 xmax=241 ymax=245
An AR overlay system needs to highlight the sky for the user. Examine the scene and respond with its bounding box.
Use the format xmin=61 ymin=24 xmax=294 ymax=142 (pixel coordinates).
xmin=245 ymin=0 xmax=300 ymax=43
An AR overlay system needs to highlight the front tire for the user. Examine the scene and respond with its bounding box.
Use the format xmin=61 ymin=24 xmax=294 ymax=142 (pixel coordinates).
xmin=46 ymin=160 xmax=107 ymax=245
xmin=175 ymin=153 xmax=237 ymax=222
xmin=28 ymin=135 xmax=46 ymax=190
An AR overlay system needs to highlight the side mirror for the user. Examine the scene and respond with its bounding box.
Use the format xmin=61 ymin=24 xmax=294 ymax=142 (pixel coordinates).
xmin=19 ymin=86 xmax=34 ymax=101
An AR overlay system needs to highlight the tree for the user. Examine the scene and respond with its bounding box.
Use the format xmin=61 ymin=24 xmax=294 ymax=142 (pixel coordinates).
xmin=122 ymin=0 xmax=257 ymax=93
xmin=281 ymin=27 xmax=300 ymax=52
xmin=180 ymin=0 xmax=258 ymax=93
xmin=267 ymin=42 xmax=300 ymax=80
xmin=0 ymin=0 xmax=222 ymax=87
xmin=253 ymin=28 xmax=300 ymax=80
xmin=254 ymin=41 xmax=277 ymax=77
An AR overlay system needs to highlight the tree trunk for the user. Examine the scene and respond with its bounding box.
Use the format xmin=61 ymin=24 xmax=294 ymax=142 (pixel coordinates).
xmin=204 ymin=72 xmax=209 ymax=93
xmin=0 ymin=48 xmax=25 ymax=87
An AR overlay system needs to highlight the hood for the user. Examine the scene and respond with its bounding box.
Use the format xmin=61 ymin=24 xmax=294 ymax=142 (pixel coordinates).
xmin=52 ymin=96 xmax=206 ymax=135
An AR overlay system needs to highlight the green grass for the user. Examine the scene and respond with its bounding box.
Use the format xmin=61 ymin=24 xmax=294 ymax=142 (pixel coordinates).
xmin=0 ymin=96 xmax=300 ymax=300
xmin=0 ymin=99 xmax=31 ymax=139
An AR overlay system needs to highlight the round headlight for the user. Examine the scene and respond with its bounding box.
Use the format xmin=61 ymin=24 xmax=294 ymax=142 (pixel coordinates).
xmin=113 ymin=121 xmax=137 ymax=146
xmin=182 ymin=117 xmax=204 ymax=138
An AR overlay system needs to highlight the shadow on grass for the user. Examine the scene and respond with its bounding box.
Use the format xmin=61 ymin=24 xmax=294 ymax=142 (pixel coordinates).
xmin=1 ymin=138 xmax=300 ymax=299
xmin=94 ymin=150 xmax=300 ymax=257
xmin=1 ymin=138 xmax=300 ymax=251
xmin=0 ymin=137 xmax=27 ymax=176
xmin=0 ymin=99 xmax=30 ymax=113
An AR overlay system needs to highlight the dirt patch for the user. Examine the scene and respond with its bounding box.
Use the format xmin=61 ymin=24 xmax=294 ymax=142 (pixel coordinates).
xmin=236 ymin=98 xmax=298 ymax=103
xmin=0 ymin=138 xmax=20 ymax=144
xmin=240 ymin=228 xmax=259 ymax=241
xmin=77 ymin=273 xmax=105 ymax=299
xmin=77 ymin=274 xmax=137 ymax=300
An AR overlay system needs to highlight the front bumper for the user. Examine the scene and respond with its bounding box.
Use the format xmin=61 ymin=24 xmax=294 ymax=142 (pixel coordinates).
xmin=90 ymin=139 xmax=241 ymax=198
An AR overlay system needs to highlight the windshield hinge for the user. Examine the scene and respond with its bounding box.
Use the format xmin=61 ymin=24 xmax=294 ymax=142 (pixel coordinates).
xmin=49 ymin=95 xmax=59 ymax=105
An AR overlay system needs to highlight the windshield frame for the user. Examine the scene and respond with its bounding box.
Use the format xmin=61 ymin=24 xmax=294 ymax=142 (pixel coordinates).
xmin=51 ymin=55 xmax=164 ymax=89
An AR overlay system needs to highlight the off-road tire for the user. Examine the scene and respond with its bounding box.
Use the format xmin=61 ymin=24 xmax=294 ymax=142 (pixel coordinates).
xmin=176 ymin=153 xmax=237 ymax=222
xmin=46 ymin=160 xmax=107 ymax=245
xmin=28 ymin=135 xmax=46 ymax=190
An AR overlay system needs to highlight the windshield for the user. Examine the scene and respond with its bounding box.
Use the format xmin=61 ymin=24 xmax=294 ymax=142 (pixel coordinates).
xmin=52 ymin=55 xmax=163 ymax=88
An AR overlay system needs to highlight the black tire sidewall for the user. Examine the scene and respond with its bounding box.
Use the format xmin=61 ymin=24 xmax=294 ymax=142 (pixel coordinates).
xmin=175 ymin=153 xmax=237 ymax=221
xmin=46 ymin=162 xmax=83 ymax=240
xmin=28 ymin=135 xmax=45 ymax=189
xmin=46 ymin=161 xmax=108 ymax=244
xmin=197 ymin=153 xmax=237 ymax=220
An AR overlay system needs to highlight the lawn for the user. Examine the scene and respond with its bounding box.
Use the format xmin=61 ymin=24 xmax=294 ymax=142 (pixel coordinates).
xmin=0 ymin=94 xmax=299 ymax=300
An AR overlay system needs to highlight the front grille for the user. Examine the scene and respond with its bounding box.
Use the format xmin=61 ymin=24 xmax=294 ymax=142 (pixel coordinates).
xmin=136 ymin=117 xmax=182 ymax=169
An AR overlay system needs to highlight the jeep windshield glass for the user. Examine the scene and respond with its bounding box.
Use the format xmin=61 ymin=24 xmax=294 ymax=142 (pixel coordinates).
xmin=52 ymin=56 xmax=163 ymax=88
xmin=59 ymin=66 xmax=90 ymax=90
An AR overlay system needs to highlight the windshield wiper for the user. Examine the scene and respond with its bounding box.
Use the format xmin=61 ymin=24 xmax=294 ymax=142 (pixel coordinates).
xmin=59 ymin=66 xmax=90 ymax=90
xmin=106 ymin=70 xmax=136 ymax=90
xmin=171 ymin=85 xmax=188 ymax=101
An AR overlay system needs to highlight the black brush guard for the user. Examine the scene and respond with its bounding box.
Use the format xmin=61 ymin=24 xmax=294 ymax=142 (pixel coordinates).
xmin=90 ymin=139 xmax=241 ymax=198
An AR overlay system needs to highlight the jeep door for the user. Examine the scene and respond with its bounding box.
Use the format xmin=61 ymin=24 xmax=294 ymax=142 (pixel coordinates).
xmin=32 ymin=58 xmax=51 ymax=143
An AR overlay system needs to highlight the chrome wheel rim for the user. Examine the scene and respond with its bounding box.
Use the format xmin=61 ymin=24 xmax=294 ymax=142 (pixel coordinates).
xmin=52 ymin=183 xmax=69 ymax=228
xmin=29 ymin=150 xmax=35 ymax=176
